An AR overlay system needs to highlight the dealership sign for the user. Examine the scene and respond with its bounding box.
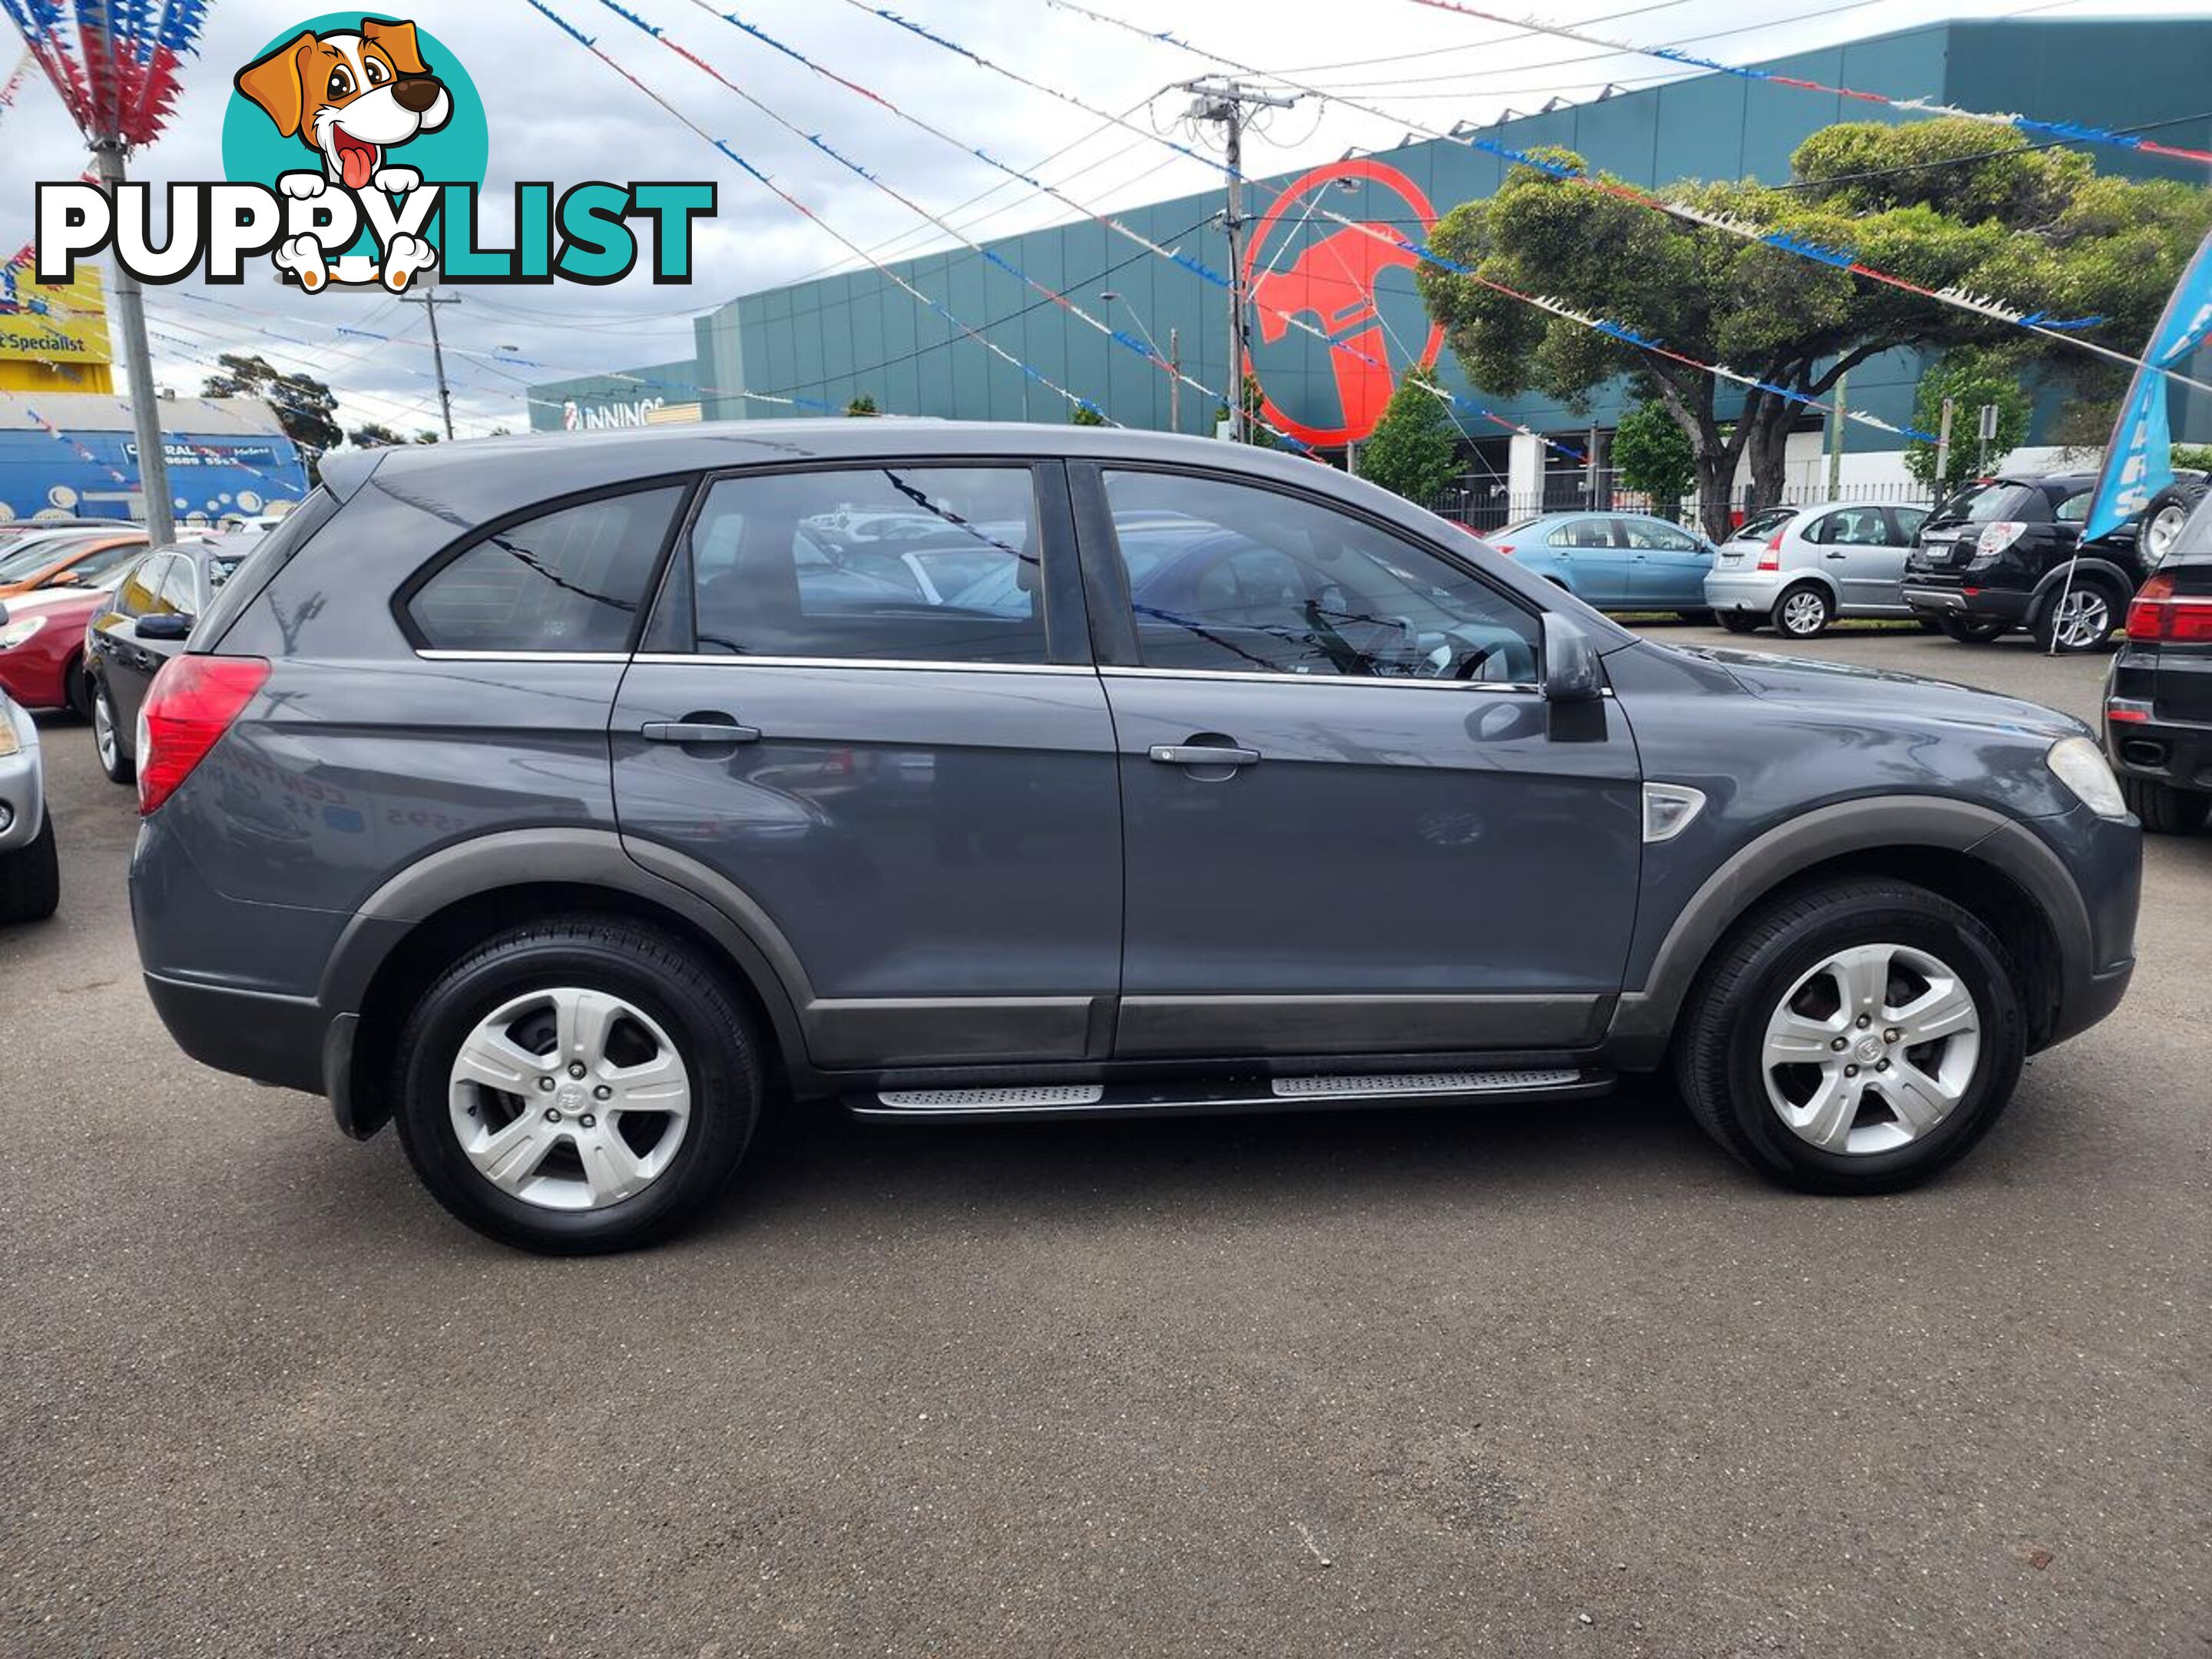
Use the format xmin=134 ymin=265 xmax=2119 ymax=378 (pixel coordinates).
xmin=1244 ymin=159 xmax=1445 ymax=449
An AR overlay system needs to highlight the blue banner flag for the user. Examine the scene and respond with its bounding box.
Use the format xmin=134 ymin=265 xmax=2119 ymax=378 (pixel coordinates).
xmin=2083 ymin=229 xmax=2212 ymax=543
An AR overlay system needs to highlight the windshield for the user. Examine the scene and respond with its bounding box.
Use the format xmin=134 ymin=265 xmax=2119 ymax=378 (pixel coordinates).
xmin=1931 ymin=481 xmax=2043 ymax=525
xmin=1729 ymin=508 xmax=1796 ymax=541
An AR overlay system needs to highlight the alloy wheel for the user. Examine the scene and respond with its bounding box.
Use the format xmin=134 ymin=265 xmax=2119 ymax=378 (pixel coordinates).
xmin=447 ymin=986 xmax=694 ymax=1211
xmin=2144 ymin=502 xmax=2188 ymax=565
xmin=2048 ymin=588 xmax=2111 ymax=651
xmin=1760 ymin=942 xmax=1982 ymax=1155
xmin=94 ymin=689 xmax=118 ymax=770
xmin=1780 ymin=591 xmax=1827 ymax=636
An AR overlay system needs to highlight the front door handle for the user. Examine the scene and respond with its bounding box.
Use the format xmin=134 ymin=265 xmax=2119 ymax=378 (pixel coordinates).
xmin=1150 ymin=743 xmax=1260 ymax=767
xmin=642 ymin=718 xmax=761 ymax=744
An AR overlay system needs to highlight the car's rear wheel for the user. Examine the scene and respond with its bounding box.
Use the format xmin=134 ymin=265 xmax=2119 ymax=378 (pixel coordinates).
xmin=1717 ymin=612 xmax=1759 ymax=634
xmin=1936 ymin=616 xmax=2008 ymax=644
xmin=91 ymin=677 xmax=133 ymax=785
xmin=2121 ymin=775 xmax=2210 ymax=836
xmin=64 ymin=654 xmax=92 ymax=720
xmin=1770 ymin=582 xmax=1831 ymax=638
xmin=392 ymin=917 xmax=761 ymax=1253
xmin=0 ymin=812 xmax=60 ymax=924
xmin=1675 ymin=879 xmax=2025 ymax=1193
xmin=2032 ymin=580 xmax=2120 ymax=654
xmin=1676 ymin=609 xmax=1715 ymax=626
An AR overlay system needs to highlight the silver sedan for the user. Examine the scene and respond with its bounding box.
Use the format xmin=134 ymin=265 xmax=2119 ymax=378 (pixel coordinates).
xmin=0 ymin=686 xmax=59 ymax=922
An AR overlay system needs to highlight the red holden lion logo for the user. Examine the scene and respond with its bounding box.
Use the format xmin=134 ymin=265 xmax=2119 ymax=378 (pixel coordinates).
xmin=1247 ymin=160 xmax=1444 ymax=449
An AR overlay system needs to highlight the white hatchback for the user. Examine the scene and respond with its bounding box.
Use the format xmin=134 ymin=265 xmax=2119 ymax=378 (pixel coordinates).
xmin=1704 ymin=501 xmax=1932 ymax=638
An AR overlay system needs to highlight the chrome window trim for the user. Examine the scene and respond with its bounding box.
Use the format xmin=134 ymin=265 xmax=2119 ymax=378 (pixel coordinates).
xmin=415 ymin=650 xmax=635 ymax=664
xmin=1101 ymin=664 xmax=1546 ymax=695
xmin=631 ymin=652 xmax=1094 ymax=676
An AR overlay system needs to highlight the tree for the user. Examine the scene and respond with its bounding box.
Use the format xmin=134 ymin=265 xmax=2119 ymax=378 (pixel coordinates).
xmin=845 ymin=392 xmax=879 ymax=417
xmin=1419 ymin=119 xmax=2212 ymax=538
xmin=346 ymin=422 xmax=408 ymax=449
xmin=1213 ymin=373 xmax=1275 ymax=447
xmin=1069 ymin=401 xmax=1109 ymax=427
xmin=1611 ymin=399 xmax=1697 ymax=515
xmin=413 ymin=429 xmax=442 ymax=445
xmin=1902 ymin=349 xmax=2032 ymax=495
xmin=200 ymin=353 xmax=343 ymax=475
xmin=1356 ymin=367 xmax=1461 ymax=504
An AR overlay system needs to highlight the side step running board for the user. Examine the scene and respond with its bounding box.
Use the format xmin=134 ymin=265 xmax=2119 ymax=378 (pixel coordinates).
xmin=849 ymin=1066 xmax=1608 ymax=1121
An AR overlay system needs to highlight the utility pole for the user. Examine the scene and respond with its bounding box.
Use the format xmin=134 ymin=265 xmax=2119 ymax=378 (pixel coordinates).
xmin=399 ymin=286 xmax=460 ymax=440
xmin=92 ymin=140 xmax=174 ymax=548
xmin=1181 ymin=78 xmax=1297 ymax=442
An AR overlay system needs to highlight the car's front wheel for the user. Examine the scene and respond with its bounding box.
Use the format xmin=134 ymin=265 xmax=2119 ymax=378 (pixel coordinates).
xmin=392 ymin=917 xmax=762 ymax=1253
xmin=1770 ymin=582 xmax=1831 ymax=639
xmin=91 ymin=677 xmax=133 ymax=785
xmin=2121 ymin=775 xmax=2210 ymax=835
xmin=0 ymin=812 xmax=60 ymax=924
xmin=1675 ymin=879 xmax=2025 ymax=1193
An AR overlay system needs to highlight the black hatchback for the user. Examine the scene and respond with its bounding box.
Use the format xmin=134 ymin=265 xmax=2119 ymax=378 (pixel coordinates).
xmin=1902 ymin=471 xmax=2207 ymax=652
xmin=2105 ymin=493 xmax=2212 ymax=833
xmin=86 ymin=535 xmax=260 ymax=786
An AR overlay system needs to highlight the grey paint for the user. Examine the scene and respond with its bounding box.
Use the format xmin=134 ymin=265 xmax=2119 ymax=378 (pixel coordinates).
xmin=129 ymin=422 xmax=2142 ymax=1119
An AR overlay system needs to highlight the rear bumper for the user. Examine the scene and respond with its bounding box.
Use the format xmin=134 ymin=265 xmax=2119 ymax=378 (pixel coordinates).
xmin=1902 ymin=582 xmax=2032 ymax=624
xmin=2105 ymin=711 xmax=2212 ymax=791
xmin=141 ymin=970 xmax=329 ymax=1094
xmin=1703 ymin=570 xmax=1790 ymax=611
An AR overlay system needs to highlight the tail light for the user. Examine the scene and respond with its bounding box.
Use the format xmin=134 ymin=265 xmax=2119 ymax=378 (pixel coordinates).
xmin=2127 ymin=571 xmax=2212 ymax=642
xmin=137 ymin=654 xmax=269 ymax=815
xmin=1756 ymin=529 xmax=1785 ymax=571
xmin=1974 ymin=522 xmax=2028 ymax=559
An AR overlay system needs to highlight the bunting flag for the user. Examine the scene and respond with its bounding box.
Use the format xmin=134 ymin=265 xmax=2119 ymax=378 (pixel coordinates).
xmin=0 ymin=48 xmax=36 ymax=121
xmin=1403 ymin=0 xmax=2212 ymax=169
xmin=1048 ymin=0 xmax=2212 ymax=398
xmin=20 ymin=403 xmax=133 ymax=482
xmin=2081 ymin=229 xmax=2212 ymax=543
xmin=0 ymin=0 xmax=207 ymax=144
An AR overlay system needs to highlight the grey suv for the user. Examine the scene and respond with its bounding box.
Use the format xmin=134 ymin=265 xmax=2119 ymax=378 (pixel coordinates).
xmin=129 ymin=425 xmax=2142 ymax=1252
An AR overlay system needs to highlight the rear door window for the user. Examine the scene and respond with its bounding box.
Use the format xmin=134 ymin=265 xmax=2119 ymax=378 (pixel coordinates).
xmin=404 ymin=486 xmax=686 ymax=653
xmin=672 ymin=465 xmax=1047 ymax=664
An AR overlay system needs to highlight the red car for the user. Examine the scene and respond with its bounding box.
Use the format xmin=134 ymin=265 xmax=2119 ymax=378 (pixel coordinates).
xmin=0 ymin=569 xmax=126 ymax=715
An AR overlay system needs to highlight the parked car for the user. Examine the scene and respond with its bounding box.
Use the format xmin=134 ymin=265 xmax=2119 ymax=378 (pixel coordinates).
xmin=1902 ymin=470 xmax=2207 ymax=652
xmin=129 ymin=425 xmax=2140 ymax=1252
xmin=2104 ymin=491 xmax=2212 ymax=834
xmin=1484 ymin=512 xmax=1717 ymax=617
xmin=0 ymin=528 xmax=147 ymax=600
xmin=84 ymin=538 xmax=257 ymax=784
xmin=0 ymin=564 xmax=128 ymax=716
xmin=0 ymin=515 xmax=133 ymax=545
xmin=0 ymin=687 xmax=58 ymax=923
xmin=1703 ymin=500 xmax=1932 ymax=637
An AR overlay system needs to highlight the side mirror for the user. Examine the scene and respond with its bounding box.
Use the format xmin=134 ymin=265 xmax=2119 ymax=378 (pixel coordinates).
xmin=135 ymin=612 xmax=194 ymax=642
xmin=1541 ymin=614 xmax=1606 ymax=742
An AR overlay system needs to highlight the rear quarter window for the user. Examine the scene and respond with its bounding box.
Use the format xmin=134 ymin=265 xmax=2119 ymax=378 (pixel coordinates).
xmin=403 ymin=486 xmax=687 ymax=654
xmin=193 ymin=490 xmax=339 ymax=651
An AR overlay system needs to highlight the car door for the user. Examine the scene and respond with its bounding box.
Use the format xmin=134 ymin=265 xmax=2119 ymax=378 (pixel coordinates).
xmin=1074 ymin=464 xmax=1644 ymax=1061
xmin=1544 ymin=516 xmax=1631 ymax=605
xmin=1619 ymin=517 xmax=1712 ymax=607
xmin=97 ymin=551 xmax=180 ymax=732
xmin=1810 ymin=507 xmax=1905 ymax=613
xmin=611 ymin=459 xmax=1123 ymax=1070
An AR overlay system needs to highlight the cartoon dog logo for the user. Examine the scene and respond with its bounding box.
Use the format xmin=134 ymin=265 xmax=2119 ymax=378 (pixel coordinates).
xmin=234 ymin=18 xmax=452 ymax=293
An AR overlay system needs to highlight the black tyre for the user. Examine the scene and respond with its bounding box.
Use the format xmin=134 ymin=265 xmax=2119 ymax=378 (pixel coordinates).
xmin=0 ymin=811 xmax=60 ymax=924
xmin=2137 ymin=479 xmax=2205 ymax=568
xmin=1676 ymin=609 xmax=1716 ymax=626
xmin=2032 ymin=577 xmax=2122 ymax=654
xmin=91 ymin=677 xmax=133 ymax=785
xmin=64 ymin=654 xmax=93 ymax=720
xmin=1937 ymin=616 xmax=2008 ymax=644
xmin=2121 ymin=774 xmax=2210 ymax=836
xmin=1717 ymin=612 xmax=1760 ymax=634
xmin=1674 ymin=879 xmax=2026 ymax=1194
xmin=392 ymin=916 xmax=762 ymax=1253
xmin=1914 ymin=616 xmax=1945 ymax=634
xmin=1770 ymin=582 xmax=1831 ymax=639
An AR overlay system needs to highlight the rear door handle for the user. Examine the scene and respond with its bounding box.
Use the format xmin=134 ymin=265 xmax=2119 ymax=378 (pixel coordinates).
xmin=1150 ymin=743 xmax=1260 ymax=767
xmin=1824 ymin=551 xmax=1849 ymax=560
xmin=642 ymin=720 xmax=761 ymax=744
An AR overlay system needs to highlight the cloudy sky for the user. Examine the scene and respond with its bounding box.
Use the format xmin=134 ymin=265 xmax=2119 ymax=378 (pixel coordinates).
xmin=1 ymin=0 xmax=2191 ymax=439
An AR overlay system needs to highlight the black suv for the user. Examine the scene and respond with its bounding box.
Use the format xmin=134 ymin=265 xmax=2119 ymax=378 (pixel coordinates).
xmin=1902 ymin=471 xmax=2207 ymax=652
xmin=2105 ymin=492 xmax=2212 ymax=833
xmin=127 ymin=424 xmax=2140 ymax=1252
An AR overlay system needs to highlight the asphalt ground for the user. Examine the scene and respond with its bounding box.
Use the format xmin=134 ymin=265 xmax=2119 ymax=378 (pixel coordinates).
xmin=2 ymin=624 xmax=2205 ymax=1657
